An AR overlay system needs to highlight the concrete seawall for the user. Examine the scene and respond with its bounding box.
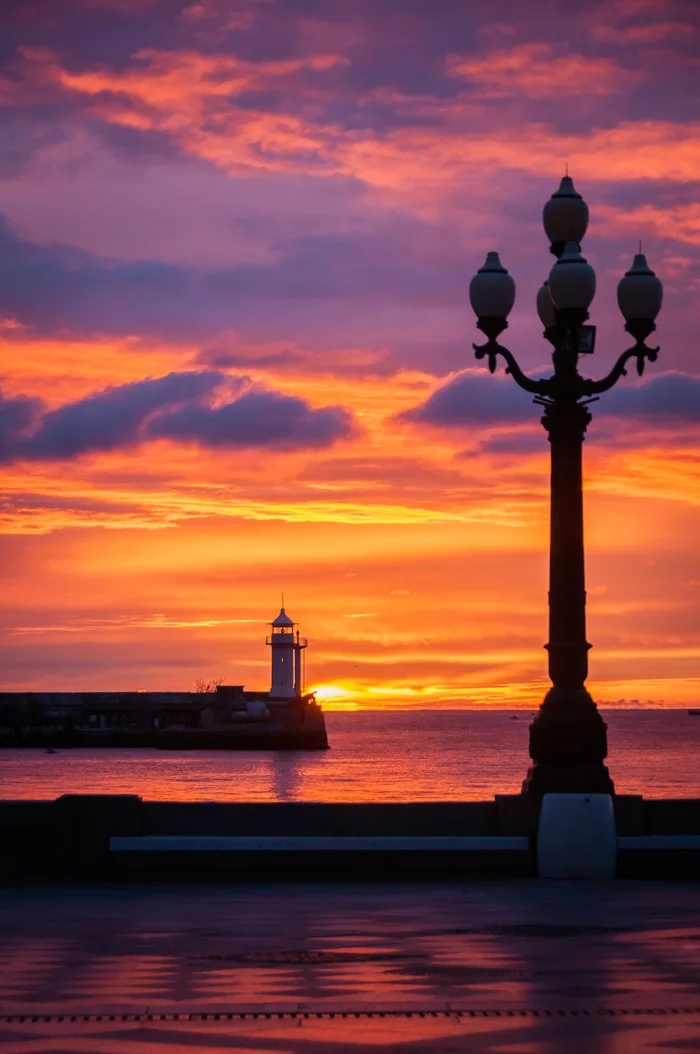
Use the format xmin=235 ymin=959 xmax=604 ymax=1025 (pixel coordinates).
xmin=1 ymin=794 xmax=700 ymax=882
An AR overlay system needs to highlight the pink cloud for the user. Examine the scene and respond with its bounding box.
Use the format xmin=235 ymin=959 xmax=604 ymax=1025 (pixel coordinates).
xmin=597 ymin=202 xmax=700 ymax=249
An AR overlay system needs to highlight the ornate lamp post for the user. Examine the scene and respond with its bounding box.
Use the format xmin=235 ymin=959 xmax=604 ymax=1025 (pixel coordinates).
xmin=469 ymin=176 xmax=663 ymax=796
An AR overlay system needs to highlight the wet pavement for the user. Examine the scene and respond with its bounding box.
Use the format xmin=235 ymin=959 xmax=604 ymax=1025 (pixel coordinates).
xmin=0 ymin=880 xmax=698 ymax=1051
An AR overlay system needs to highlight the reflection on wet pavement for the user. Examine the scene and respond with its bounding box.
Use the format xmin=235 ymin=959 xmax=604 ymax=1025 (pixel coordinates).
xmin=0 ymin=881 xmax=698 ymax=1051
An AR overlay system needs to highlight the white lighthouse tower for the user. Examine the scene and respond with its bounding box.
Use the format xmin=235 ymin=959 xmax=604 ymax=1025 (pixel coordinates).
xmin=266 ymin=607 xmax=308 ymax=699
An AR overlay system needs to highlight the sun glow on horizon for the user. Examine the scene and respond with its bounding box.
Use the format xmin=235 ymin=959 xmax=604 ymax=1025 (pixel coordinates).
xmin=309 ymin=684 xmax=360 ymax=709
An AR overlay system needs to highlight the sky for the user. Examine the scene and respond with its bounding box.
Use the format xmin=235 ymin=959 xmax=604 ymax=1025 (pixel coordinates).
xmin=0 ymin=0 xmax=699 ymax=708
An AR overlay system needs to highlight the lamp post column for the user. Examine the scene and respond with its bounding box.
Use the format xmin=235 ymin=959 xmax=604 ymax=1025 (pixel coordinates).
xmin=522 ymin=393 xmax=614 ymax=796
xmin=545 ymin=397 xmax=590 ymax=692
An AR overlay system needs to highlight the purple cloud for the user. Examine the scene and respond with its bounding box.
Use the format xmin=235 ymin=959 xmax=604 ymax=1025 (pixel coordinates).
xmin=478 ymin=430 xmax=545 ymax=454
xmin=0 ymin=372 xmax=354 ymax=460
xmin=404 ymin=368 xmax=700 ymax=432
xmin=601 ymin=371 xmax=700 ymax=422
xmin=402 ymin=369 xmax=538 ymax=428
xmin=0 ymin=210 xmax=480 ymax=374
xmin=0 ymin=390 xmax=42 ymax=457
xmin=148 ymin=388 xmax=353 ymax=449
xmin=12 ymin=372 xmax=222 ymax=460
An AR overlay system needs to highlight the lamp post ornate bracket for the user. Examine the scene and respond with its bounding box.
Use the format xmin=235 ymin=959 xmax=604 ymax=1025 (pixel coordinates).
xmin=469 ymin=181 xmax=663 ymax=797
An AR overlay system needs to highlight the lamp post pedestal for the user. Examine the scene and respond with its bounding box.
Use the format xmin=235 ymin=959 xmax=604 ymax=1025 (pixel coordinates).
xmin=523 ymin=686 xmax=613 ymax=795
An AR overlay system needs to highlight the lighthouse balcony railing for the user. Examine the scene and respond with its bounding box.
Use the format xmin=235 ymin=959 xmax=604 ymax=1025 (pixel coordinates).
xmin=266 ymin=635 xmax=308 ymax=647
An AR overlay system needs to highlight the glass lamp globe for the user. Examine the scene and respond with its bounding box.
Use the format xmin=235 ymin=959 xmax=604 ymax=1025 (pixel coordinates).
xmin=469 ymin=251 xmax=515 ymax=319
xmin=617 ymin=252 xmax=663 ymax=321
xmin=536 ymin=281 xmax=556 ymax=329
xmin=548 ymin=241 xmax=596 ymax=312
xmin=543 ymin=175 xmax=589 ymax=252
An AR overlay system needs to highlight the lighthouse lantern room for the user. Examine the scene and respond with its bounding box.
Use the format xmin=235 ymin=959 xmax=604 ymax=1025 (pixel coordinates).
xmin=266 ymin=607 xmax=308 ymax=699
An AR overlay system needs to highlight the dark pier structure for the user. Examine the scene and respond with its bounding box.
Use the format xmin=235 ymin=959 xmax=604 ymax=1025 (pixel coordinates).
xmin=0 ymin=686 xmax=327 ymax=750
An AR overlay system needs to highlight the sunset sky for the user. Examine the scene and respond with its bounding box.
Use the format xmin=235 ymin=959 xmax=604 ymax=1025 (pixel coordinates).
xmin=1 ymin=0 xmax=699 ymax=708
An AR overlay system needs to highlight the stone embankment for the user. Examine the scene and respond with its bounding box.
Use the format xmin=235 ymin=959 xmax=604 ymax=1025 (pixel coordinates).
xmin=0 ymin=794 xmax=698 ymax=882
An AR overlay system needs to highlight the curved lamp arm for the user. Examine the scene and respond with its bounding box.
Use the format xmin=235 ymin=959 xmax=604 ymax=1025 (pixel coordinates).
xmin=583 ymin=341 xmax=659 ymax=395
xmin=473 ymin=339 xmax=548 ymax=395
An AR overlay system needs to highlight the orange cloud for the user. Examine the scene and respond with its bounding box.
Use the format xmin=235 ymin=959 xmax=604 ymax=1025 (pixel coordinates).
xmin=11 ymin=46 xmax=699 ymax=196
xmin=446 ymin=43 xmax=637 ymax=97
xmin=337 ymin=120 xmax=700 ymax=196
xmin=49 ymin=47 xmax=347 ymax=174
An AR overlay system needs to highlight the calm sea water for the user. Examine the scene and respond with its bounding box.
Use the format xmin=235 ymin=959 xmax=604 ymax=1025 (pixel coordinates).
xmin=0 ymin=710 xmax=698 ymax=802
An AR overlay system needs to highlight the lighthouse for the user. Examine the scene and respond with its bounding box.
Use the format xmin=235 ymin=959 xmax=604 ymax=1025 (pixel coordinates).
xmin=266 ymin=607 xmax=308 ymax=699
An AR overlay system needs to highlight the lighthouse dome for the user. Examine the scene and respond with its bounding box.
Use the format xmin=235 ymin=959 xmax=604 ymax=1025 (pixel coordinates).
xmin=271 ymin=607 xmax=295 ymax=628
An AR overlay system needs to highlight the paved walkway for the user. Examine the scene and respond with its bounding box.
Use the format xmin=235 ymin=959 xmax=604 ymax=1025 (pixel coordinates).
xmin=0 ymin=880 xmax=698 ymax=1051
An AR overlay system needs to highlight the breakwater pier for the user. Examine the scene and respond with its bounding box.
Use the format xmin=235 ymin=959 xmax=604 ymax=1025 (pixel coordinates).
xmin=0 ymin=689 xmax=328 ymax=750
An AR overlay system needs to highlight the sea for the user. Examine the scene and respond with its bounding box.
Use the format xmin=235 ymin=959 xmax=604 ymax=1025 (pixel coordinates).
xmin=0 ymin=709 xmax=698 ymax=802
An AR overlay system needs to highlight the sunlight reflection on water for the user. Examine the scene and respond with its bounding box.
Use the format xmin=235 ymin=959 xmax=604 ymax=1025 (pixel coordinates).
xmin=0 ymin=710 xmax=698 ymax=801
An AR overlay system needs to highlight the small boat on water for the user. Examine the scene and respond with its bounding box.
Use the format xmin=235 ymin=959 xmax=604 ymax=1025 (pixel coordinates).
xmin=689 ymin=709 xmax=700 ymax=716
